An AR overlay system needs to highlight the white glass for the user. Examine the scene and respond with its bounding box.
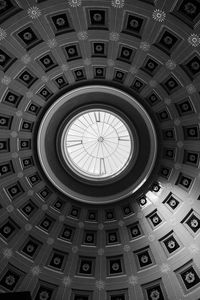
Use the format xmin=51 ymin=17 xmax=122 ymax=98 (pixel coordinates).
xmin=61 ymin=108 xmax=134 ymax=181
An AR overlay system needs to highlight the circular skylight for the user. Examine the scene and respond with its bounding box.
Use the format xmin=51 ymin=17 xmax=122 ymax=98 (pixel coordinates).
xmin=61 ymin=108 xmax=134 ymax=181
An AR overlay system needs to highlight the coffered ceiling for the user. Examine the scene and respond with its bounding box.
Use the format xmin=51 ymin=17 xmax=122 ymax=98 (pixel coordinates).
xmin=0 ymin=0 xmax=200 ymax=299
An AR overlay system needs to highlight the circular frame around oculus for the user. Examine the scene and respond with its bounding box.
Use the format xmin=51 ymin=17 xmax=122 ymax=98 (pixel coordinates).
xmin=37 ymin=85 xmax=158 ymax=204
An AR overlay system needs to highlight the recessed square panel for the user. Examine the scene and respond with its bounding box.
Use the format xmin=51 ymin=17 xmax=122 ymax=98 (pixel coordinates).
xmin=59 ymin=224 xmax=75 ymax=242
xmin=107 ymin=289 xmax=128 ymax=300
xmin=159 ymin=230 xmax=181 ymax=257
xmin=38 ymin=214 xmax=55 ymax=233
xmin=163 ymin=147 xmax=176 ymax=161
xmin=127 ymin=222 xmax=143 ymax=240
xmin=72 ymin=68 xmax=87 ymax=81
xmin=37 ymin=85 xmax=54 ymax=101
xmin=33 ymin=280 xmax=58 ymax=300
xmin=77 ymin=256 xmax=96 ymax=276
xmin=2 ymin=89 xmax=23 ymax=108
xmin=20 ymin=119 xmax=34 ymax=132
xmin=86 ymin=8 xmax=108 ymax=30
xmin=0 ymin=0 xmax=15 ymax=13
xmin=151 ymin=182 xmax=161 ymax=192
xmin=175 ymin=260 xmax=200 ymax=294
xmin=163 ymin=235 xmax=180 ymax=254
xmin=37 ymin=186 xmax=52 ymax=201
xmin=172 ymin=0 xmax=200 ymax=28
xmin=87 ymin=210 xmax=98 ymax=222
xmin=19 ymin=199 xmax=38 ymax=219
xmin=147 ymin=209 xmax=163 ymax=228
xmin=0 ymin=0 xmax=22 ymax=25
xmin=163 ymin=192 xmax=181 ymax=212
xmin=0 ymin=160 xmax=14 ymax=178
xmin=159 ymin=166 xmax=172 ymax=179
xmin=176 ymin=172 xmax=194 ymax=191
xmin=182 ymin=209 xmax=200 ymax=236
xmin=121 ymin=203 xmax=133 ymax=217
xmin=14 ymin=24 xmax=43 ymax=51
xmin=53 ymin=74 xmax=69 ymax=89
xmin=48 ymin=11 xmax=74 ymax=35
xmin=106 ymin=229 xmax=120 ymax=245
xmin=20 ymin=235 xmax=43 ymax=259
xmin=16 ymin=68 xmax=38 ymax=88
xmin=122 ymin=12 xmax=147 ymax=38
xmin=0 ymin=138 xmax=10 ymax=153
xmin=180 ymin=265 xmax=200 ymax=291
xmin=134 ymin=246 xmax=155 ymax=270
xmin=156 ymin=108 xmax=171 ymax=122
xmin=165 ymin=236 xmax=180 ymax=254
xmin=37 ymin=52 xmax=58 ymax=72
xmin=51 ymin=198 xmax=66 ymax=212
xmin=142 ymin=279 xmax=168 ymax=300
xmin=5 ymin=181 xmax=24 ymax=201
xmin=137 ymin=253 xmax=152 ymax=268
xmin=160 ymin=74 xmax=181 ymax=95
xmin=145 ymin=91 xmax=161 ymax=106
xmin=0 ymin=264 xmax=25 ymax=292
xmin=105 ymin=209 xmax=116 ymax=221
xmin=141 ymin=55 xmax=161 ymax=77
xmin=107 ymin=255 xmax=125 ymax=276
xmin=117 ymin=44 xmax=135 ymax=64
xmin=71 ymin=289 xmax=93 ymax=300
xmin=183 ymin=124 xmax=200 ymax=140
xmin=0 ymin=113 xmax=13 ymax=130
xmin=93 ymin=66 xmax=106 ymax=79
xmin=130 ymin=77 xmax=146 ymax=93
xmin=138 ymin=196 xmax=148 ymax=208
xmin=18 ymin=139 xmax=32 ymax=151
xmin=26 ymin=102 xmax=41 ymax=116
xmin=47 ymin=248 xmax=68 ymax=272
xmin=160 ymin=164 xmax=172 ymax=179
xmin=113 ymin=69 xmax=127 ymax=84
xmin=82 ymin=230 xmax=97 ymax=246
xmin=181 ymin=52 xmax=200 ymax=80
xmin=62 ymin=43 xmax=82 ymax=62
xmin=27 ymin=172 xmax=41 ymax=187
xmin=146 ymin=284 xmax=165 ymax=300
xmin=69 ymin=206 xmax=81 ymax=219
xmin=0 ymin=46 xmax=17 ymax=72
xmin=154 ymin=27 xmax=182 ymax=56
xmin=183 ymin=149 xmax=200 ymax=167
xmin=162 ymin=128 xmax=176 ymax=140
xmin=91 ymin=41 xmax=108 ymax=57
xmin=175 ymin=97 xmax=194 ymax=116
xmin=0 ymin=217 xmax=20 ymax=242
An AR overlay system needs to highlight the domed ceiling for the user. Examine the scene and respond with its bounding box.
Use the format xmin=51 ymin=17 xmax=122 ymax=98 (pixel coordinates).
xmin=0 ymin=0 xmax=200 ymax=299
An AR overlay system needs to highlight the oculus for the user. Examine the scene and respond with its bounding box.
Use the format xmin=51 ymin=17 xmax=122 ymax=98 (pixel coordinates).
xmin=61 ymin=108 xmax=133 ymax=181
